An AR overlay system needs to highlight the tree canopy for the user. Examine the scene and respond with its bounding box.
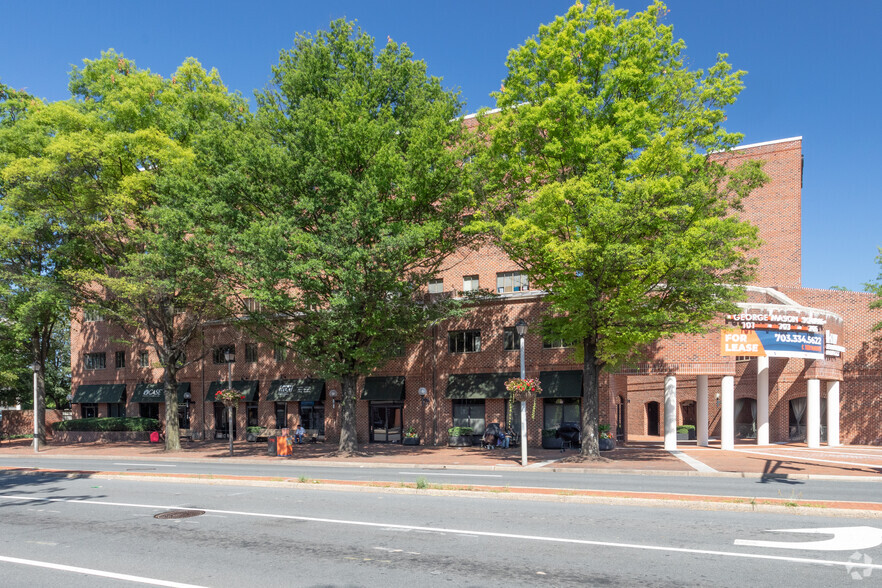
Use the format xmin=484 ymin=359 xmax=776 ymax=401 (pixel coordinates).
xmin=476 ymin=0 xmax=767 ymax=457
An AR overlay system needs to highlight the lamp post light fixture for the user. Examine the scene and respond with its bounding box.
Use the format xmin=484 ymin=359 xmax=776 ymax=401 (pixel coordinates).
xmin=30 ymin=361 xmax=40 ymax=453
xmin=514 ymin=319 xmax=528 ymax=467
xmin=224 ymin=349 xmax=235 ymax=456
xmin=329 ymin=389 xmax=338 ymax=409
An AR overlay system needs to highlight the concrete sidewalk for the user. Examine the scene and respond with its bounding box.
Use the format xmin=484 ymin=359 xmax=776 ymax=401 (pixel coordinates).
xmin=2 ymin=437 xmax=881 ymax=479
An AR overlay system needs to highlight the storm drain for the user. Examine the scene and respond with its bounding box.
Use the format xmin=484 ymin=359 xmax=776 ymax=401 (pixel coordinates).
xmin=154 ymin=510 xmax=205 ymax=520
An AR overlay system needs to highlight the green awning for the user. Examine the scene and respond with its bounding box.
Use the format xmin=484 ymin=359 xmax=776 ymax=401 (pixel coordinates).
xmin=206 ymin=380 xmax=259 ymax=402
xmin=131 ymin=383 xmax=192 ymax=404
xmin=267 ymin=379 xmax=325 ymax=402
xmin=72 ymin=384 xmax=126 ymax=404
xmin=445 ymin=373 xmax=518 ymax=399
xmin=539 ymin=371 xmax=583 ymax=398
xmin=362 ymin=376 xmax=405 ymax=401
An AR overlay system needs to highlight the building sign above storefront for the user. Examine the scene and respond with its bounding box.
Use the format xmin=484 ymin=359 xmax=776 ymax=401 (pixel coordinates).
xmin=725 ymin=313 xmax=826 ymax=333
xmin=721 ymin=329 xmax=825 ymax=360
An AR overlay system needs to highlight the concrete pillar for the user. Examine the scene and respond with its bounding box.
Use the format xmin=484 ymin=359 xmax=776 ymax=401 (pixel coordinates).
xmin=756 ymin=356 xmax=770 ymax=445
xmin=721 ymin=375 xmax=735 ymax=450
xmin=826 ymin=380 xmax=840 ymax=447
xmin=696 ymin=375 xmax=709 ymax=447
xmin=664 ymin=375 xmax=677 ymax=451
xmin=806 ymin=378 xmax=821 ymax=448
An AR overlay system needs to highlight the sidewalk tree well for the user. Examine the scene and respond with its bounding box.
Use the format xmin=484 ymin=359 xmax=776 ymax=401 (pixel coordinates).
xmin=475 ymin=1 xmax=767 ymax=458
xmin=0 ymin=82 xmax=73 ymax=446
xmin=208 ymin=21 xmax=479 ymax=455
xmin=0 ymin=53 xmax=249 ymax=451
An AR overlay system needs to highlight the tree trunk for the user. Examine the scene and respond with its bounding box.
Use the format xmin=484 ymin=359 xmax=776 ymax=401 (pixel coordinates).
xmin=163 ymin=364 xmax=182 ymax=451
xmin=338 ymin=374 xmax=359 ymax=454
xmin=31 ymin=333 xmax=46 ymax=450
xmin=580 ymin=338 xmax=600 ymax=458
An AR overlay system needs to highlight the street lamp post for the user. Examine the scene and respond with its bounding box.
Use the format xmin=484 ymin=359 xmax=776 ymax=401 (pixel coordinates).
xmin=224 ymin=349 xmax=235 ymax=457
xmin=515 ymin=319 xmax=528 ymax=467
xmin=30 ymin=361 xmax=40 ymax=453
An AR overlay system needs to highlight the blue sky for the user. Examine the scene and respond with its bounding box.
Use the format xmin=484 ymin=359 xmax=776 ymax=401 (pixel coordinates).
xmin=2 ymin=0 xmax=880 ymax=291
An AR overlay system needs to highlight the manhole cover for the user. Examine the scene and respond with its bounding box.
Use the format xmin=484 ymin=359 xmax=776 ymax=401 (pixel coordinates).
xmin=154 ymin=510 xmax=205 ymax=520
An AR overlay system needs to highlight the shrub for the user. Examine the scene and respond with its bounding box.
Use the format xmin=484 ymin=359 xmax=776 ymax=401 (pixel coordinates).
xmin=447 ymin=426 xmax=473 ymax=437
xmin=54 ymin=417 xmax=161 ymax=432
xmin=246 ymin=426 xmax=263 ymax=434
xmin=542 ymin=428 xmax=559 ymax=439
xmin=677 ymin=425 xmax=696 ymax=434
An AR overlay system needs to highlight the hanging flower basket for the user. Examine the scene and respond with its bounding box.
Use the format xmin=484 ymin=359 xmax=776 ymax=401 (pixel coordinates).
xmin=215 ymin=388 xmax=245 ymax=406
xmin=505 ymin=378 xmax=542 ymax=419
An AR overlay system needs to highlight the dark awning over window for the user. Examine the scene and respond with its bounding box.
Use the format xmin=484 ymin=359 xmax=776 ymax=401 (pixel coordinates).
xmin=267 ymin=379 xmax=325 ymax=402
xmin=131 ymin=383 xmax=192 ymax=404
xmin=445 ymin=373 xmax=518 ymax=399
xmin=72 ymin=384 xmax=126 ymax=404
xmin=362 ymin=376 xmax=405 ymax=401
xmin=539 ymin=371 xmax=583 ymax=398
xmin=206 ymin=380 xmax=259 ymax=402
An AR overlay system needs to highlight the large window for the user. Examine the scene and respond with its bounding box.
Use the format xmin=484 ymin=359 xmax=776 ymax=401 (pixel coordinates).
xmin=81 ymin=403 xmax=97 ymax=418
xmin=452 ymin=399 xmax=485 ymax=435
xmin=108 ymin=402 xmax=126 ymax=418
xmin=503 ymin=327 xmax=521 ymax=351
xmin=542 ymin=338 xmax=574 ymax=349
xmin=449 ymin=330 xmax=481 ymax=353
xmin=84 ymin=353 xmax=106 ymax=370
xmin=275 ymin=402 xmax=287 ymax=429
xmin=496 ymin=271 xmax=528 ymax=293
xmin=543 ymin=398 xmax=580 ymax=430
xmin=213 ymin=345 xmax=235 ymax=364
xmin=300 ymin=401 xmax=325 ymax=434
xmin=140 ymin=403 xmax=159 ymax=420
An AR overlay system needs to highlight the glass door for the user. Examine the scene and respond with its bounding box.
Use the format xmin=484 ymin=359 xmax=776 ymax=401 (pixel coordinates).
xmin=214 ymin=404 xmax=236 ymax=439
xmin=370 ymin=402 xmax=403 ymax=443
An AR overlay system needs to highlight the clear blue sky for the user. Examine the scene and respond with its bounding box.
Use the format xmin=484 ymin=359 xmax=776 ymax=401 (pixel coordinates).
xmin=2 ymin=0 xmax=880 ymax=291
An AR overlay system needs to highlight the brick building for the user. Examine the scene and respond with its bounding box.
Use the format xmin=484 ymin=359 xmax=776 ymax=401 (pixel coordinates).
xmin=69 ymin=136 xmax=882 ymax=448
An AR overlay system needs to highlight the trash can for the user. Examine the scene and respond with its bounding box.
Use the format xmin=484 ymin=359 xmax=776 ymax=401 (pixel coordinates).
xmin=267 ymin=436 xmax=277 ymax=456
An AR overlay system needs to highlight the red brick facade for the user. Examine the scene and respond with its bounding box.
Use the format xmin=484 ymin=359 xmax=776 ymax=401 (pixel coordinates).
xmin=69 ymin=137 xmax=882 ymax=447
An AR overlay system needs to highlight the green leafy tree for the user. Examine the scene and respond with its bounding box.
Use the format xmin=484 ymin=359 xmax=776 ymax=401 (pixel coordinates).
xmin=214 ymin=21 xmax=478 ymax=454
xmin=1 ymin=53 xmax=247 ymax=450
xmin=0 ymin=82 xmax=73 ymax=446
xmin=477 ymin=1 xmax=766 ymax=457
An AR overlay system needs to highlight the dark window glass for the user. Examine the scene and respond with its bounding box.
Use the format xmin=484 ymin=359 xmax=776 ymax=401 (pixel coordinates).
xmin=451 ymin=399 xmax=485 ymax=435
xmin=139 ymin=351 xmax=149 ymax=367
xmin=178 ymin=402 xmax=191 ymax=429
xmin=542 ymin=338 xmax=573 ymax=349
xmin=84 ymin=353 xmax=106 ymax=370
xmin=274 ymin=344 xmax=287 ymax=362
xmin=300 ymin=401 xmax=325 ymax=434
xmin=543 ymin=398 xmax=580 ymax=430
xmin=213 ymin=345 xmax=235 ymax=364
xmin=108 ymin=403 xmax=125 ymax=418
xmin=275 ymin=402 xmax=287 ymax=429
xmin=140 ymin=403 xmax=159 ymax=420
xmin=115 ymin=351 xmax=126 ymax=369
xmin=246 ymin=402 xmax=259 ymax=427
xmin=245 ymin=343 xmax=258 ymax=363
xmin=503 ymin=327 xmax=521 ymax=351
xmin=448 ymin=330 xmax=481 ymax=353
xmin=81 ymin=403 xmax=98 ymax=418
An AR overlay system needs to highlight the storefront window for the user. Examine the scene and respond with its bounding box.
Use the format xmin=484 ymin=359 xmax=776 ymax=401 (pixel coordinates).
xmin=246 ymin=402 xmax=259 ymax=427
xmin=300 ymin=401 xmax=325 ymax=434
xmin=543 ymin=398 xmax=580 ymax=430
xmin=275 ymin=402 xmax=287 ymax=429
xmin=140 ymin=404 xmax=159 ymax=420
xmin=81 ymin=403 xmax=97 ymax=418
xmin=452 ymin=399 xmax=485 ymax=435
xmin=178 ymin=403 xmax=190 ymax=429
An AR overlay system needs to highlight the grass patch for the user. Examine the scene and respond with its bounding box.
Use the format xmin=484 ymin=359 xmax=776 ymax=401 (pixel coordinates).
xmin=415 ymin=476 xmax=429 ymax=490
xmin=298 ymin=475 xmax=309 ymax=483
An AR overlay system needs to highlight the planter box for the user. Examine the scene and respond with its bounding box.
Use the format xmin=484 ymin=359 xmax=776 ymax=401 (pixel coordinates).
xmin=448 ymin=435 xmax=471 ymax=447
xmin=52 ymin=431 xmax=151 ymax=443
xmin=599 ymin=437 xmax=615 ymax=451
xmin=403 ymin=437 xmax=420 ymax=446
xmin=542 ymin=437 xmax=564 ymax=450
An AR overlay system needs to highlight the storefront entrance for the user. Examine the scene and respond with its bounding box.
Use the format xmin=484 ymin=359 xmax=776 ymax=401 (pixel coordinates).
xmin=370 ymin=402 xmax=403 ymax=443
xmin=214 ymin=404 xmax=237 ymax=440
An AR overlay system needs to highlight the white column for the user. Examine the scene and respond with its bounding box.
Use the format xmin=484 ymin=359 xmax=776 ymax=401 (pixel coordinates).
xmin=826 ymin=381 xmax=840 ymax=447
xmin=721 ymin=375 xmax=735 ymax=450
xmin=756 ymin=356 xmax=770 ymax=445
xmin=806 ymin=378 xmax=821 ymax=449
xmin=664 ymin=375 xmax=677 ymax=450
xmin=696 ymin=375 xmax=709 ymax=447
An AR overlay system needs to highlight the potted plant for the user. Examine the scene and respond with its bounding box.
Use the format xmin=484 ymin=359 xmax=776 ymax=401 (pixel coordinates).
xmin=245 ymin=426 xmax=262 ymax=442
xmin=599 ymin=424 xmax=615 ymax=451
xmin=677 ymin=424 xmax=696 ymax=441
xmin=403 ymin=426 xmax=420 ymax=446
xmin=541 ymin=428 xmax=563 ymax=449
xmin=447 ymin=426 xmax=473 ymax=447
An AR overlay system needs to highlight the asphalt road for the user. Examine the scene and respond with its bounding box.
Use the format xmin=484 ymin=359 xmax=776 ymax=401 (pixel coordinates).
xmin=0 ymin=455 xmax=880 ymax=505
xmin=0 ymin=472 xmax=879 ymax=587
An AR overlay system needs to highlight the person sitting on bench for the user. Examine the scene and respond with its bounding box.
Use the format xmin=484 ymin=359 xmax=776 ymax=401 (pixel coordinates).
xmin=294 ymin=424 xmax=305 ymax=444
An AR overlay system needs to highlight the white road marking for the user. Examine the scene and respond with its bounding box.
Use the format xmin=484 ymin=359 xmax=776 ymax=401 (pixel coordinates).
xmin=0 ymin=554 xmax=207 ymax=587
xmin=114 ymin=463 xmax=177 ymax=467
xmin=735 ymin=526 xmax=882 ymax=551
xmin=729 ymin=449 xmax=882 ymax=470
xmin=1 ymin=493 xmax=881 ymax=573
xmin=529 ymin=460 xmax=559 ymax=468
xmin=397 ymin=471 xmax=503 ymax=478
xmin=668 ymin=450 xmax=717 ymax=473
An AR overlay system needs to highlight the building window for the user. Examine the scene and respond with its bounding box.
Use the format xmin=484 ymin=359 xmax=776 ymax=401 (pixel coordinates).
xmin=84 ymin=352 xmax=106 ymax=370
xmin=246 ymin=402 xmax=259 ymax=427
xmin=462 ymin=275 xmax=479 ymax=292
xmin=452 ymin=399 xmax=485 ymax=435
xmin=275 ymin=402 xmax=287 ymax=429
xmin=449 ymin=330 xmax=481 ymax=353
xmin=81 ymin=403 xmax=98 ymax=418
xmin=108 ymin=402 xmax=126 ymax=418
xmin=213 ymin=345 xmax=235 ymax=364
xmin=178 ymin=402 xmax=191 ymax=430
xmin=543 ymin=338 xmax=573 ymax=349
xmin=115 ymin=351 xmax=126 ymax=369
xmin=244 ymin=297 xmax=262 ymax=313
xmin=245 ymin=343 xmax=258 ymax=363
xmin=503 ymin=327 xmax=521 ymax=351
xmin=83 ymin=308 xmax=104 ymax=322
xmin=274 ymin=344 xmax=287 ymax=362
xmin=496 ymin=271 xmax=528 ymax=293
xmin=543 ymin=398 xmax=581 ymax=430
xmin=139 ymin=351 xmax=150 ymax=368
xmin=390 ymin=341 xmax=405 ymax=357
xmin=428 ymin=279 xmax=444 ymax=294
xmin=140 ymin=403 xmax=159 ymax=420
xmin=300 ymin=401 xmax=325 ymax=434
